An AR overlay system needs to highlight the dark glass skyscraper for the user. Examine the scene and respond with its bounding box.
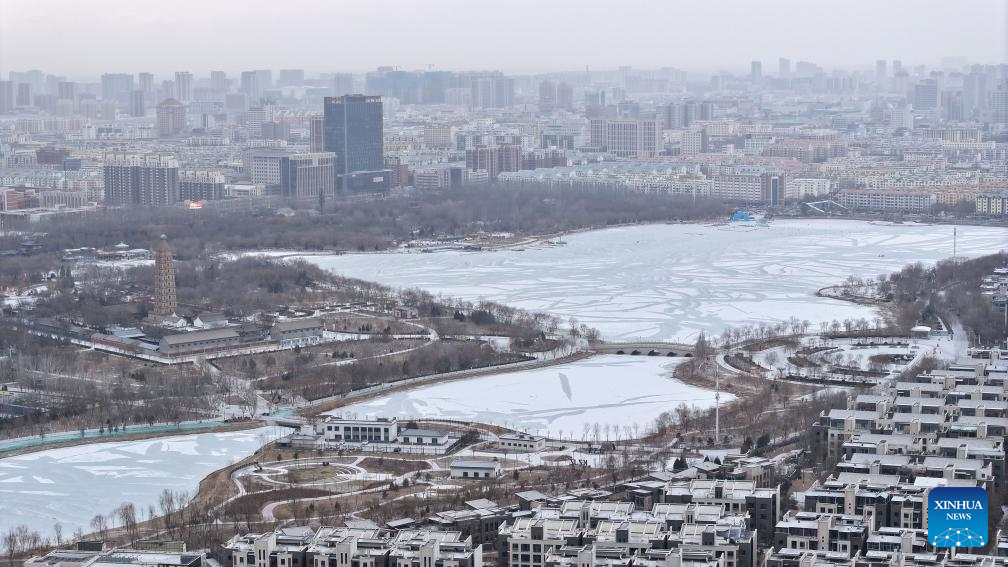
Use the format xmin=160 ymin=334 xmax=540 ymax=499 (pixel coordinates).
xmin=323 ymin=94 xmax=384 ymax=176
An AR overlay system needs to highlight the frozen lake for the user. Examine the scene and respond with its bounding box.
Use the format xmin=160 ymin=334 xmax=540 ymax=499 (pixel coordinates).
xmin=0 ymin=427 xmax=279 ymax=538
xmin=302 ymin=220 xmax=1008 ymax=342
xmin=329 ymin=355 xmax=730 ymax=438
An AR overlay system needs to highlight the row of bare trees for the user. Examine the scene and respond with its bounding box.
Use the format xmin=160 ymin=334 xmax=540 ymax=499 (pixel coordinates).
xmin=1 ymin=186 xmax=740 ymax=268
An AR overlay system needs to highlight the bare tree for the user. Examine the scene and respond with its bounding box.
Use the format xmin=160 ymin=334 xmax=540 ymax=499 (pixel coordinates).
xmin=89 ymin=514 xmax=108 ymax=540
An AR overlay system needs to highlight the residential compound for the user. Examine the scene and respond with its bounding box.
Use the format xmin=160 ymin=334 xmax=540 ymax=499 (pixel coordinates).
xmin=3 ymin=62 xmax=1008 ymax=221
xmin=223 ymin=527 xmax=484 ymax=567
xmin=759 ymin=357 xmax=1008 ymax=566
xmin=810 ymin=359 xmax=1008 ymax=461
xmin=219 ymin=484 xmax=771 ymax=567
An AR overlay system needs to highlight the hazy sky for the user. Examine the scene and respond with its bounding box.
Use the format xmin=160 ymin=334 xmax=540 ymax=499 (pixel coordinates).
xmin=1 ymin=0 xmax=1006 ymax=79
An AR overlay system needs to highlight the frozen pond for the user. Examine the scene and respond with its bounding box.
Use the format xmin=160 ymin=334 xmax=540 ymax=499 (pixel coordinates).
xmin=302 ymin=220 xmax=1008 ymax=342
xmin=328 ymin=355 xmax=731 ymax=438
xmin=0 ymin=426 xmax=280 ymax=538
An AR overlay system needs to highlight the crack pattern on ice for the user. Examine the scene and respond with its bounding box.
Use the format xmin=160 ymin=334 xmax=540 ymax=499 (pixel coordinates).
xmin=304 ymin=220 xmax=1007 ymax=342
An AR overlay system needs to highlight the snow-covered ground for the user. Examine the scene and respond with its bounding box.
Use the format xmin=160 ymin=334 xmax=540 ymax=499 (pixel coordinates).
xmin=328 ymin=355 xmax=731 ymax=438
xmin=299 ymin=220 xmax=1008 ymax=342
xmin=751 ymin=331 xmax=968 ymax=382
xmin=752 ymin=339 xmax=916 ymax=378
xmin=0 ymin=426 xmax=281 ymax=538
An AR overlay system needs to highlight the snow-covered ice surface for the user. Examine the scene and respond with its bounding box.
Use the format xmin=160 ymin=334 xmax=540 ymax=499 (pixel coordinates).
xmin=329 ymin=355 xmax=731 ymax=438
xmin=0 ymin=427 xmax=279 ymax=537
xmin=301 ymin=220 xmax=1008 ymax=342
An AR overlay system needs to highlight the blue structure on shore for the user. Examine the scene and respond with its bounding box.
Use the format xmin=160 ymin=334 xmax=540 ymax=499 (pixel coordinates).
xmin=731 ymin=210 xmax=754 ymax=222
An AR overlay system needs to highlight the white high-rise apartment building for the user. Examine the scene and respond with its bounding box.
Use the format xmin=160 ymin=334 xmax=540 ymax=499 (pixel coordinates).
xmin=787 ymin=178 xmax=831 ymax=201
xmin=174 ymin=71 xmax=192 ymax=103
xmin=589 ymin=118 xmax=661 ymax=158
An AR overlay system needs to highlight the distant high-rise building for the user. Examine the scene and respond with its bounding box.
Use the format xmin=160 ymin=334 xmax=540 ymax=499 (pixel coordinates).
xmin=662 ymin=101 xmax=682 ymax=129
xmin=795 ymin=60 xmax=820 ymax=77
xmin=963 ymin=71 xmax=982 ymax=118
xmin=278 ymin=69 xmax=305 ymax=87
xmin=588 ymin=117 xmax=661 ymax=158
xmin=889 ymin=103 xmax=914 ymax=130
xmin=913 ymin=79 xmax=939 ymax=110
xmin=156 ymin=98 xmax=186 ymax=137
xmin=470 ymin=75 xmax=513 ymax=109
xmin=538 ymin=80 xmax=556 ymax=114
xmin=423 ymin=124 xmax=453 ymax=149
xmin=384 ymin=156 xmax=409 ymax=188
xmin=241 ymin=70 xmax=272 ymax=104
xmin=365 ymin=68 xmax=422 ymax=104
xmin=103 ymin=153 xmax=179 ymax=207
xmin=465 ymin=144 xmax=499 ymax=179
xmin=210 ymin=71 xmax=227 ymax=93
xmin=8 ymin=70 xmax=43 ymax=95
xmin=247 ymin=151 xmax=287 ymax=186
xmin=323 ymin=94 xmax=384 ymax=176
xmin=309 ymin=116 xmax=325 ymax=152
xmin=57 ymin=81 xmax=76 ymax=105
xmin=332 ymin=73 xmax=354 ymax=97
xmin=497 ymin=143 xmax=522 ymax=174
xmin=584 ymin=89 xmax=606 ymax=109
xmin=421 ymin=70 xmax=453 ymax=104
xmin=261 ymin=120 xmax=290 ymax=141
xmin=257 ymin=70 xmax=273 ymax=90
xmin=0 ymin=81 xmax=13 ymax=114
xmin=279 ymin=152 xmax=337 ymax=199
xmin=246 ymin=106 xmax=269 ymax=138
xmin=991 ymin=83 xmax=1008 ymax=123
xmin=174 ymin=71 xmax=192 ymax=103
xmin=44 ymin=74 xmax=63 ymax=96
xmin=875 ymin=59 xmax=887 ymax=90
xmin=893 ymin=71 xmax=910 ymax=98
xmin=751 ymin=61 xmax=762 ymax=83
xmin=761 ymin=173 xmax=787 ymax=206
xmin=617 ymin=100 xmax=641 ymax=119
xmin=778 ymin=57 xmax=791 ymax=77
xmin=556 ymin=82 xmax=574 ymax=111
xmin=129 ymin=89 xmax=145 ymax=117
xmin=137 ymin=72 xmax=154 ymax=97
xmin=681 ymin=128 xmax=708 ymax=155
xmin=940 ymin=90 xmax=964 ymax=121
xmin=101 ymin=73 xmax=134 ymax=106
xmin=16 ymin=83 xmax=31 ymax=107
xmin=179 ymin=170 xmax=226 ymax=201
xmin=160 ymin=80 xmax=176 ymax=100
xmin=152 ymin=234 xmax=177 ymax=317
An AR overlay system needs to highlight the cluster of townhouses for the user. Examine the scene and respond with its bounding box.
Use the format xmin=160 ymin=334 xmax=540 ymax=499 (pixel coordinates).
xmin=770 ymin=356 xmax=1008 ymax=565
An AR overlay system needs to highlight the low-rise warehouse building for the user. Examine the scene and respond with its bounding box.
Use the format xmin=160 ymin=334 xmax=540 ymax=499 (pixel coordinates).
xmin=158 ymin=328 xmax=240 ymax=354
xmin=451 ymin=459 xmax=502 ymax=480
xmin=497 ymin=432 xmax=546 ymax=451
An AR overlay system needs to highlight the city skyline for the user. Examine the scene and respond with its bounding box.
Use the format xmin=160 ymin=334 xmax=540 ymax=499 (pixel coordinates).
xmin=1 ymin=0 xmax=1007 ymax=77
xmin=3 ymin=0 xmax=1008 ymax=562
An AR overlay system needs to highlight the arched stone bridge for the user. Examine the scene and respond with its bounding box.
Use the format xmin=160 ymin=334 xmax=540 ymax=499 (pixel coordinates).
xmin=593 ymin=341 xmax=696 ymax=357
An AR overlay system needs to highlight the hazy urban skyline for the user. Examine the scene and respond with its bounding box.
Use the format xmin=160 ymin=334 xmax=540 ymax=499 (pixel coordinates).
xmin=2 ymin=0 xmax=1007 ymax=78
